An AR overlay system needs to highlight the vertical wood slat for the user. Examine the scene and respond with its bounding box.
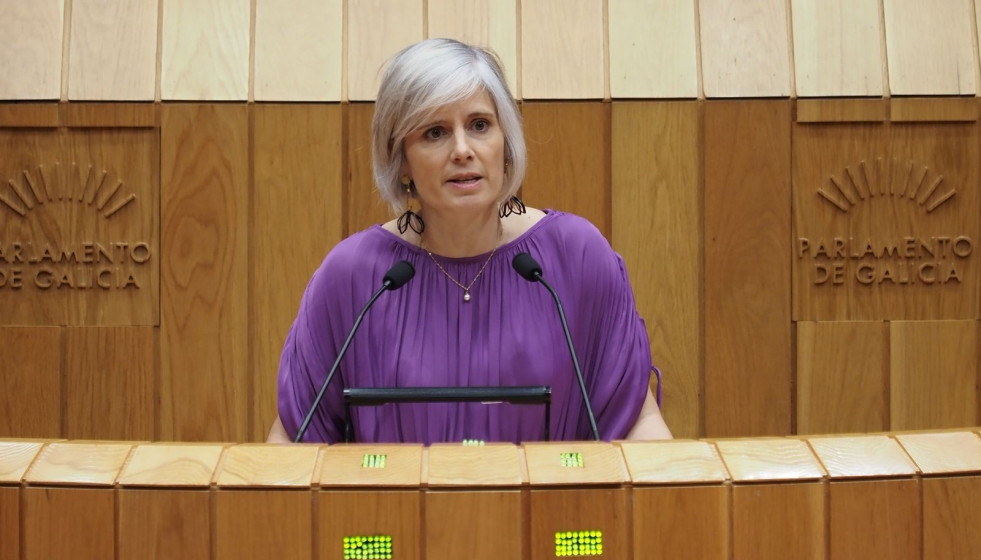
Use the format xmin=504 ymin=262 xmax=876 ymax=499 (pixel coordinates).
xmin=254 ymin=0 xmax=342 ymax=101
xmin=427 ymin=0 xmax=518 ymax=97
xmin=216 ymin=490 xmax=313 ymax=559
xmin=119 ymin=490 xmax=212 ymax=559
xmin=0 ymin=0 xmax=64 ymax=100
xmin=161 ymin=0 xmax=250 ymax=100
xmin=704 ymin=100 xmax=792 ymax=437
xmin=346 ymin=103 xmax=391 ymax=236
xmin=160 ymin=104 xmax=249 ymax=442
xmin=346 ymin=0 xmax=424 ymax=101
xmin=791 ymin=0 xmax=884 ymax=97
xmin=611 ymin=101 xmax=700 ymax=438
xmin=68 ymin=0 xmax=158 ymax=101
xmin=320 ymin=490 xmax=421 ymax=560
xmin=608 ymin=0 xmax=699 ymax=99
xmin=923 ymin=476 xmax=981 ymax=559
xmin=425 ymin=491 xmax=523 ymax=559
xmin=63 ymin=326 xmax=155 ymax=441
xmin=884 ymin=0 xmax=977 ymax=95
xmin=0 ymin=487 xmax=17 ymax=560
xmin=698 ymin=0 xmax=792 ymax=98
xmin=23 ymin=487 xmax=115 ymax=560
xmin=253 ymin=104 xmax=344 ymax=441
xmin=522 ymin=102 xmax=610 ymax=239
xmin=890 ymin=320 xmax=979 ymax=430
xmin=0 ymin=328 xmax=61 ymax=438
xmin=520 ymin=0 xmax=605 ymax=99
xmin=796 ymin=321 xmax=889 ymax=434
xmin=732 ymin=483 xmax=825 ymax=560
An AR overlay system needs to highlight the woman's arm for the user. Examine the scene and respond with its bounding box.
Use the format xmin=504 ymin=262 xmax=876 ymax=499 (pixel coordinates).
xmin=625 ymin=387 xmax=673 ymax=440
xmin=266 ymin=416 xmax=293 ymax=443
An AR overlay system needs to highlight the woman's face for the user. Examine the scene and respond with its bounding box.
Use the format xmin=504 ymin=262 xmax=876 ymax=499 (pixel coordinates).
xmin=401 ymin=90 xmax=506 ymax=219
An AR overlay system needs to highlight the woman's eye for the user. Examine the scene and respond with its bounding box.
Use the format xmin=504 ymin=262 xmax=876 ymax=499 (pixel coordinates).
xmin=424 ymin=127 xmax=444 ymax=140
xmin=472 ymin=119 xmax=489 ymax=132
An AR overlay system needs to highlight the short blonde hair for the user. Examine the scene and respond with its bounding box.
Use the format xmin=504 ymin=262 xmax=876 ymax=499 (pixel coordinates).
xmin=372 ymin=38 xmax=527 ymax=213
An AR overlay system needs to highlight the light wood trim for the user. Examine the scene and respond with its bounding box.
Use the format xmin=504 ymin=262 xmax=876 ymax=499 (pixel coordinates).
xmin=791 ymin=0 xmax=883 ymax=97
xmin=523 ymin=441 xmax=628 ymax=485
xmin=520 ymin=0 xmax=605 ymax=99
xmin=117 ymin=443 xmax=225 ymax=487
xmin=215 ymin=444 xmax=319 ymax=487
xmin=346 ymin=0 xmax=423 ymax=101
xmin=253 ymin=0 xmax=342 ymax=101
xmin=24 ymin=442 xmax=133 ymax=486
xmin=883 ymin=0 xmax=977 ymax=95
xmin=160 ymin=0 xmax=250 ymax=100
xmin=620 ymin=440 xmax=729 ymax=483
xmin=608 ymin=0 xmax=698 ymax=99
xmin=318 ymin=444 xmax=424 ymax=487
xmin=0 ymin=441 xmax=45 ymax=483
xmin=806 ymin=434 xmax=918 ymax=478
xmin=0 ymin=0 xmax=64 ymax=100
xmin=67 ymin=0 xmax=157 ymax=101
xmin=426 ymin=444 xmax=524 ymax=486
xmin=895 ymin=431 xmax=981 ymax=474
xmin=698 ymin=0 xmax=791 ymax=98
xmin=715 ymin=438 xmax=826 ymax=482
xmin=427 ymin=0 xmax=518 ymax=96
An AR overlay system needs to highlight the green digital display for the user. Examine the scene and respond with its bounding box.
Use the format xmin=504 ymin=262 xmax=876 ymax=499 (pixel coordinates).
xmin=555 ymin=530 xmax=603 ymax=557
xmin=560 ymin=452 xmax=584 ymax=468
xmin=462 ymin=439 xmax=485 ymax=446
xmin=361 ymin=454 xmax=387 ymax=468
xmin=343 ymin=535 xmax=392 ymax=559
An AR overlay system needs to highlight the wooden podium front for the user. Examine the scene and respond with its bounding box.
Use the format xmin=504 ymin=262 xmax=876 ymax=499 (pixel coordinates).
xmin=2 ymin=430 xmax=980 ymax=559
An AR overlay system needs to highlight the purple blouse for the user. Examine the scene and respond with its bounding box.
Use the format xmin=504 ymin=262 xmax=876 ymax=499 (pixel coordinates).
xmin=278 ymin=211 xmax=651 ymax=443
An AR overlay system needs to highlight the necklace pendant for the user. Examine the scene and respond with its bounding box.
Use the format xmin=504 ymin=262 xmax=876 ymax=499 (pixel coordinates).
xmin=463 ymin=291 xmax=471 ymax=302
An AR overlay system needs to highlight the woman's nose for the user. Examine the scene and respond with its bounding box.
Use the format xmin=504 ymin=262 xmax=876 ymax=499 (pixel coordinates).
xmin=450 ymin=129 xmax=475 ymax=159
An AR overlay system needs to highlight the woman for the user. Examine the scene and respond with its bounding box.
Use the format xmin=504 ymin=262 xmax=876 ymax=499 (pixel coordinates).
xmin=268 ymin=38 xmax=671 ymax=443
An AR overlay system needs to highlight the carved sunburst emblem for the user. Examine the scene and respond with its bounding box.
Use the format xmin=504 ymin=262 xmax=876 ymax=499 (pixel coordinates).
xmin=817 ymin=158 xmax=956 ymax=214
xmin=0 ymin=162 xmax=136 ymax=219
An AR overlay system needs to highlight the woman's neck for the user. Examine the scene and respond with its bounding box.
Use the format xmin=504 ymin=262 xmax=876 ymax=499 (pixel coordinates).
xmin=418 ymin=208 xmax=501 ymax=258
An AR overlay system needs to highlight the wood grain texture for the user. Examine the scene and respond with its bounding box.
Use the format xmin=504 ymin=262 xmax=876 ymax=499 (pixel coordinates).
xmin=0 ymin=441 xmax=45 ymax=483
xmin=0 ymin=128 xmax=160 ymax=327
xmin=520 ymin=0 xmax=605 ymax=99
xmin=0 ymin=103 xmax=60 ymax=127
xmin=703 ymin=100 xmax=792 ymax=437
xmin=923 ymin=476 xmax=981 ymax=559
xmin=427 ymin=444 xmax=523 ymax=486
xmin=608 ymin=0 xmax=698 ymax=98
xmin=698 ymin=0 xmax=791 ymax=98
xmin=890 ymin=321 xmax=978 ymax=430
xmin=161 ymin=0 xmax=250 ymax=100
xmin=68 ymin=0 xmax=158 ymax=101
xmin=620 ymin=440 xmax=729 ymax=484
xmin=796 ymin=99 xmax=889 ymax=123
xmin=254 ymin=0 xmax=342 ymax=101
xmin=215 ymin=490 xmax=313 ymax=559
xmin=523 ymin=442 xmax=627 ymax=485
xmin=829 ymin=478 xmax=920 ymax=560
xmin=795 ymin=321 xmax=889 ymax=434
xmin=884 ymin=0 xmax=977 ymax=95
xmin=716 ymin=438 xmax=825 ymax=482
xmin=791 ymin=0 xmax=883 ymax=97
xmin=63 ymin=326 xmax=155 ymax=440
xmin=24 ymin=441 xmax=132 ymax=485
xmin=60 ymin=102 xmax=158 ymax=127
xmin=118 ymin=489 xmax=212 ymax=560
xmin=347 ymin=0 xmax=423 ymax=101
xmin=318 ymin=445 xmax=423 ymax=487
xmin=425 ymin=490 xmax=523 ymax=559
xmin=529 ymin=488 xmax=628 ymax=560
xmin=0 ymin=328 xmax=60 ymax=438
xmin=0 ymin=487 xmax=17 ymax=560
xmin=253 ymin=104 xmax=343 ymax=441
xmin=0 ymin=0 xmax=64 ymax=100
xmin=633 ymin=486 xmax=728 ymax=560
xmin=427 ymin=0 xmax=518 ymax=96
xmin=895 ymin=431 xmax=981 ymax=474
xmin=160 ymin=104 xmax=249 ymax=441
xmin=117 ymin=443 xmax=225 ymax=486
xmin=216 ymin=444 xmax=319 ymax=487
xmin=522 ymin=102 xmax=610 ymax=238
xmin=731 ymin=482 xmax=825 ymax=560
xmin=346 ymin=103 xmax=391 ymax=235
xmin=890 ymin=97 xmax=979 ymax=122
xmin=319 ymin=490 xmax=421 ymax=560
xmin=22 ymin=487 xmax=115 ymax=560
xmin=612 ymin=101 xmax=700 ymax=438
xmin=807 ymin=435 xmax=917 ymax=478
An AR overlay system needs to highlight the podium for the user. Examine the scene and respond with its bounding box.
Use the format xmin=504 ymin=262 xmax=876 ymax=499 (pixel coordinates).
xmin=2 ymin=429 xmax=981 ymax=559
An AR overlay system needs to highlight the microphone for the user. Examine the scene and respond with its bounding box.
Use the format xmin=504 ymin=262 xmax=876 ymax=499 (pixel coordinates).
xmin=293 ymin=260 xmax=415 ymax=442
xmin=512 ymin=252 xmax=600 ymax=441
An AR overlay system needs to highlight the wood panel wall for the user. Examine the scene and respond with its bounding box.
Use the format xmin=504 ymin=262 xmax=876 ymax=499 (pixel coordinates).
xmin=0 ymin=1 xmax=980 ymax=441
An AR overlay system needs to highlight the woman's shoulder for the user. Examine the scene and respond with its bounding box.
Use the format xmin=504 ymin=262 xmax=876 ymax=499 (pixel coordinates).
xmin=517 ymin=209 xmax=609 ymax=249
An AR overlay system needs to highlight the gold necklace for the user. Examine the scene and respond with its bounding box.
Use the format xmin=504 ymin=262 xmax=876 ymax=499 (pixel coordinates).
xmin=423 ymin=223 xmax=501 ymax=302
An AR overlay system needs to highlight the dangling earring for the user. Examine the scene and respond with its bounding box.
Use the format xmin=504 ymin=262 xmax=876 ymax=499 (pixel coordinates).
xmin=397 ymin=177 xmax=425 ymax=235
xmin=499 ymin=195 xmax=526 ymax=218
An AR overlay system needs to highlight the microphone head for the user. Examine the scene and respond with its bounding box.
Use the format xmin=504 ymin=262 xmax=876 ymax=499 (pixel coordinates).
xmin=383 ymin=260 xmax=415 ymax=289
xmin=511 ymin=252 xmax=542 ymax=282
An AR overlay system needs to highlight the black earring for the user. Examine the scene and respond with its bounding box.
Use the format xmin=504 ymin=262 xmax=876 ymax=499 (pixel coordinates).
xmin=499 ymin=195 xmax=526 ymax=218
xmin=398 ymin=179 xmax=425 ymax=234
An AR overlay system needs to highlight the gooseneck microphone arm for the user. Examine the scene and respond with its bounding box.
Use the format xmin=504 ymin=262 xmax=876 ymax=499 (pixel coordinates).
xmin=293 ymin=260 xmax=415 ymax=443
xmin=512 ymin=253 xmax=601 ymax=441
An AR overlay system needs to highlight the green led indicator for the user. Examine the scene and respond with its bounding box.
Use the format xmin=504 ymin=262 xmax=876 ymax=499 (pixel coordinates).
xmin=343 ymin=535 xmax=393 ymax=559
xmin=554 ymin=530 xmax=603 ymax=557
xmin=361 ymin=454 xmax=387 ymax=468
xmin=462 ymin=439 xmax=485 ymax=446
xmin=560 ymin=452 xmax=584 ymax=468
